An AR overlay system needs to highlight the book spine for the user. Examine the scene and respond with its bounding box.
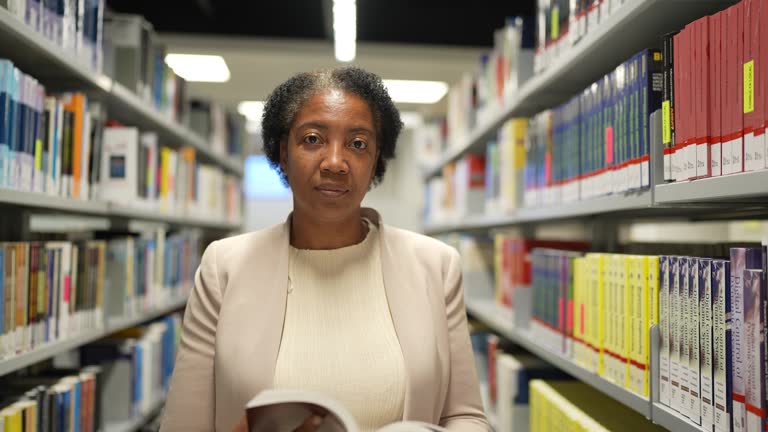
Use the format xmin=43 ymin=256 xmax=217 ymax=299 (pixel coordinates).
xmin=701 ymin=258 xmax=715 ymax=431
xmin=711 ymin=14 xmax=722 ymax=177
xmin=660 ymin=255 xmax=671 ymax=405
xmin=670 ymin=256 xmax=682 ymax=412
xmin=744 ymin=268 xmax=766 ymax=432
xmin=680 ymin=256 xmax=692 ymax=416
xmin=689 ymin=257 xmax=702 ymax=424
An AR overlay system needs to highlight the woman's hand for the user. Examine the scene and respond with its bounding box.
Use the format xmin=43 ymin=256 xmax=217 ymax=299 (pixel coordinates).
xmin=231 ymin=413 xmax=325 ymax=432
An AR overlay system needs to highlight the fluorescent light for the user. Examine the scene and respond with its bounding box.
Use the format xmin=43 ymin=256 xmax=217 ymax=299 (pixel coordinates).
xmin=238 ymin=101 xmax=265 ymax=121
xmin=400 ymin=111 xmax=424 ymax=129
xmin=165 ymin=54 xmax=231 ymax=83
xmin=333 ymin=0 xmax=356 ymax=62
xmin=383 ymin=79 xmax=449 ymax=104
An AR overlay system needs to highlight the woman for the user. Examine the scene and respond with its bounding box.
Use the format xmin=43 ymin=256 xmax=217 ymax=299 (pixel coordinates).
xmin=160 ymin=67 xmax=489 ymax=432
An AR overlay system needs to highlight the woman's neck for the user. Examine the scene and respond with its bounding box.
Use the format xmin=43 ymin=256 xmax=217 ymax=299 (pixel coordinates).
xmin=290 ymin=208 xmax=367 ymax=250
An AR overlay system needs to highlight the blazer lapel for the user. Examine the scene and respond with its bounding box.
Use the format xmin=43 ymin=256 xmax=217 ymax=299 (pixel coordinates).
xmin=374 ymin=212 xmax=439 ymax=422
xmin=217 ymin=220 xmax=290 ymax=404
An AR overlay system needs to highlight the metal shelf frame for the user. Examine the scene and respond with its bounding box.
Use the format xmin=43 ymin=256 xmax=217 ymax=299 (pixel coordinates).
xmin=465 ymin=297 xmax=652 ymax=418
xmin=0 ymin=189 xmax=242 ymax=231
xmin=423 ymin=0 xmax=736 ymax=180
xmin=0 ymin=297 xmax=188 ymax=378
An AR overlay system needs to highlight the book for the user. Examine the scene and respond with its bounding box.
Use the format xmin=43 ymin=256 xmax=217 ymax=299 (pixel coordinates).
xmin=659 ymin=256 xmax=672 ymax=406
xmin=700 ymin=258 xmax=715 ymax=431
xmin=688 ymin=257 xmax=701 ymax=424
xmin=731 ymin=247 xmax=764 ymax=432
xmin=670 ymin=256 xmax=682 ymax=412
xmin=744 ymin=268 xmax=766 ymax=432
xmin=245 ymin=390 xmax=447 ymax=432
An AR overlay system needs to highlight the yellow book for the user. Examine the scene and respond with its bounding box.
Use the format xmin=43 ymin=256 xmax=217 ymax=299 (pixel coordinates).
xmin=622 ymin=255 xmax=631 ymax=389
xmin=638 ymin=255 xmax=651 ymax=396
xmin=586 ymin=253 xmax=605 ymax=375
xmin=603 ymin=255 xmax=613 ymax=382
xmin=628 ymin=255 xmax=638 ymax=393
xmin=647 ymin=257 xmax=660 ymax=396
xmin=1 ymin=406 xmax=21 ymax=432
xmin=573 ymin=257 xmax=587 ymax=369
xmin=160 ymin=147 xmax=171 ymax=211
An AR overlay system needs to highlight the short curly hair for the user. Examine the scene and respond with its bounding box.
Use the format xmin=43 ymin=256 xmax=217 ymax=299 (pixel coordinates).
xmin=261 ymin=66 xmax=403 ymax=186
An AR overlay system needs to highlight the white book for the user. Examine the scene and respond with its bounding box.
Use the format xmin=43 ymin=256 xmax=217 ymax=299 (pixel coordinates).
xmin=743 ymin=268 xmax=765 ymax=432
xmin=688 ymin=258 xmax=701 ymax=424
xmin=731 ymin=249 xmax=748 ymax=432
xmin=99 ymin=126 xmax=140 ymax=205
xmin=713 ymin=260 xmax=732 ymax=432
xmin=246 ymin=390 xmax=447 ymax=432
xmin=700 ymin=259 xmax=715 ymax=432
xmin=680 ymin=257 xmax=691 ymax=417
xmin=660 ymin=256 xmax=672 ymax=406
xmin=670 ymin=257 xmax=682 ymax=412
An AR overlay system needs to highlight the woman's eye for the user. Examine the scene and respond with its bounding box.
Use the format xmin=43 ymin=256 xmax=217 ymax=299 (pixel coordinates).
xmin=304 ymin=135 xmax=320 ymax=145
xmin=351 ymin=140 xmax=367 ymax=150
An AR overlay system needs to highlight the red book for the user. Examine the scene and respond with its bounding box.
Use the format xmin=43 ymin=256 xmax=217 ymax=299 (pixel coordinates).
xmin=710 ymin=13 xmax=723 ymax=177
xmin=743 ymin=0 xmax=757 ymax=172
xmin=673 ymin=32 xmax=683 ymax=181
xmin=751 ymin=0 xmax=765 ymax=171
xmin=762 ymin=0 xmax=768 ymax=170
xmin=685 ymin=25 xmax=695 ymax=179
xmin=698 ymin=17 xmax=712 ymax=178
xmin=734 ymin=2 xmax=745 ymax=173
xmin=722 ymin=7 xmax=735 ymax=175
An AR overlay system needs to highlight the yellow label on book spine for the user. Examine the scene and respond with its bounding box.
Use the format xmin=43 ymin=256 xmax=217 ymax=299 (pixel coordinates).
xmin=662 ymin=101 xmax=671 ymax=144
xmin=744 ymin=60 xmax=755 ymax=113
xmin=34 ymin=139 xmax=42 ymax=170
xmin=551 ymin=6 xmax=560 ymax=40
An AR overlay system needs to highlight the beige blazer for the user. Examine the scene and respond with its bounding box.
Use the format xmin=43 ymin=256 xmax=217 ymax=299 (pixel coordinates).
xmin=160 ymin=209 xmax=489 ymax=432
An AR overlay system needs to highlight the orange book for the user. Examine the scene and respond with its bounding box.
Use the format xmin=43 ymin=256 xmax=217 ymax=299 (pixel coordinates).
xmin=180 ymin=147 xmax=197 ymax=204
xmin=63 ymin=93 xmax=87 ymax=199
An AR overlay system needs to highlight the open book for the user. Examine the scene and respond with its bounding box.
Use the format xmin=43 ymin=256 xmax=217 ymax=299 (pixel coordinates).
xmin=245 ymin=390 xmax=448 ymax=432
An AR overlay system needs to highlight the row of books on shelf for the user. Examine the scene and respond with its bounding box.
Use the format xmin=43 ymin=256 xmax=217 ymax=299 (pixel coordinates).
xmin=434 ymin=0 xmax=638 ymax=154
xmin=0 ymin=60 xmax=242 ymax=222
xmin=454 ymin=229 xmax=768 ymax=432
xmin=470 ymin=329 xmax=663 ymax=432
xmin=662 ymin=0 xmax=768 ymax=183
xmin=0 ymin=313 xmax=181 ymax=432
xmin=425 ymin=47 xmax=664 ymax=223
xmin=534 ymin=0 xmax=635 ymax=75
xmin=0 ymin=228 xmax=200 ymax=360
xmin=1 ymin=5 xmax=250 ymax=160
xmin=2 ymin=0 xmax=105 ymax=73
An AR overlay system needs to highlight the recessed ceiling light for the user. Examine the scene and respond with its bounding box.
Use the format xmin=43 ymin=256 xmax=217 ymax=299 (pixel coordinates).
xmin=165 ymin=54 xmax=231 ymax=83
xmin=333 ymin=0 xmax=356 ymax=62
xmin=383 ymin=79 xmax=449 ymax=104
xmin=399 ymin=111 xmax=424 ymax=129
xmin=238 ymin=101 xmax=265 ymax=121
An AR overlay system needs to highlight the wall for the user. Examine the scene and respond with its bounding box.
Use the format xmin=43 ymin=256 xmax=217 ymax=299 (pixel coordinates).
xmin=244 ymin=129 xmax=424 ymax=233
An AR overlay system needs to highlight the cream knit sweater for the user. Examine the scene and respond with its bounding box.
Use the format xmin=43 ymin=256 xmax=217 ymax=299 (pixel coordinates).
xmin=273 ymin=222 xmax=406 ymax=431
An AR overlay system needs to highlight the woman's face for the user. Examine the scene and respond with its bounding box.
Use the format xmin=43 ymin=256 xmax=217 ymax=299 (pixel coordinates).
xmin=281 ymin=89 xmax=378 ymax=223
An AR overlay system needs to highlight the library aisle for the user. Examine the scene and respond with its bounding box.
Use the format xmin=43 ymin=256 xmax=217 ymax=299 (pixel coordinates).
xmin=1 ymin=0 xmax=767 ymax=431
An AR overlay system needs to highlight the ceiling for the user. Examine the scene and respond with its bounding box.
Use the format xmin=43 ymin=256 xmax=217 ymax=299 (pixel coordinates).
xmin=103 ymin=1 xmax=536 ymax=117
xmin=105 ymin=0 xmax=536 ymax=47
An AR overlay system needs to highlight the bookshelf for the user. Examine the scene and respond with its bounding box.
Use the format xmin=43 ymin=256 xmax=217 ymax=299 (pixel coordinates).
xmin=465 ymin=297 xmax=652 ymax=418
xmin=0 ymin=296 xmax=188 ymax=378
xmin=654 ymin=170 xmax=768 ymax=204
xmin=0 ymin=190 xmax=243 ymax=230
xmin=0 ymin=8 xmax=243 ymax=177
xmin=103 ymin=392 xmax=167 ymax=432
xmin=424 ymin=191 xmax=653 ymax=235
xmin=422 ymin=0 xmax=736 ymax=180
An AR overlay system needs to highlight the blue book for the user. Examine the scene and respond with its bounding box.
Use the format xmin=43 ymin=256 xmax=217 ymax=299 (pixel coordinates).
xmin=0 ymin=61 xmax=9 ymax=188
xmin=8 ymin=67 xmax=19 ymax=190
xmin=72 ymin=379 xmax=81 ymax=432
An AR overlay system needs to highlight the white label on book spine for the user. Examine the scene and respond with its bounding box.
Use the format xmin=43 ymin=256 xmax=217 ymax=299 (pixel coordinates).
xmin=641 ymin=160 xmax=650 ymax=188
xmin=722 ymin=140 xmax=733 ymax=175
xmin=754 ymin=133 xmax=765 ymax=170
xmin=745 ymin=133 xmax=756 ymax=172
xmin=732 ymin=137 xmax=744 ymax=174
xmin=697 ymin=143 xmax=709 ymax=178
xmin=711 ymin=141 xmax=722 ymax=177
